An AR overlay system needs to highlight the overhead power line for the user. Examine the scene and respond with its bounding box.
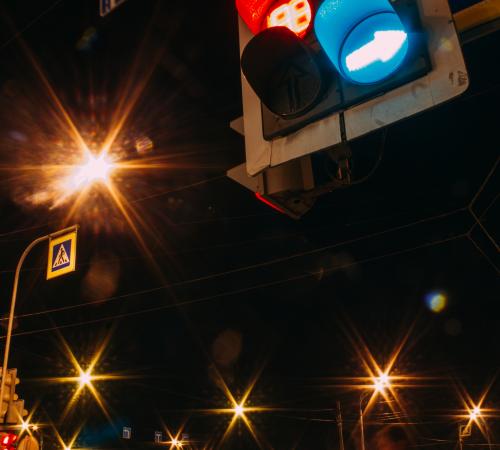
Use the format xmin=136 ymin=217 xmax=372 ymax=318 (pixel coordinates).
xmin=1 ymin=233 xmax=466 ymax=339
xmin=0 ymin=208 xmax=467 ymax=322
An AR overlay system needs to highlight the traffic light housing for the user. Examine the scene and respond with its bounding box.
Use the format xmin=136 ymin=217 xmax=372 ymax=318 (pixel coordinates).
xmin=0 ymin=369 xmax=28 ymax=425
xmin=234 ymin=0 xmax=469 ymax=176
xmin=0 ymin=369 xmax=19 ymax=424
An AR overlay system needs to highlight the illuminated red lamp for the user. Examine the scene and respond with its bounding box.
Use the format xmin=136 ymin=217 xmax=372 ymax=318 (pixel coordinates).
xmin=265 ymin=0 xmax=312 ymax=37
xmin=0 ymin=433 xmax=17 ymax=450
xmin=236 ymin=0 xmax=312 ymax=37
xmin=236 ymin=0 xmax=277 ymax=35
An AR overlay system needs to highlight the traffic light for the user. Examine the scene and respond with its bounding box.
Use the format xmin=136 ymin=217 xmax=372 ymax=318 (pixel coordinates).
xmin=6 ymin=399 xmax=28 ymax=425
xmin=0 ymin=432 xmax=17 ymax=450
xmin=0 ymin=369 xmax=28 ymax=425
xmin=229 ymin=0 xmax=469 ymax=214
xmin=0 ymin=369 xmax=19 ymax=424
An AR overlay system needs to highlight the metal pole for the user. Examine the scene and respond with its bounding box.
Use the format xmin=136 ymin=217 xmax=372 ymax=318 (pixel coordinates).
xmin=458 ymin=425 xmax=463 ymax=450
xmin=336 ymin=400 xmax=345 ymax=450
xmin=0 ymin=225 xmax=77 ymax=422
xmin=359 ymin=391 xmax=369 ymax=450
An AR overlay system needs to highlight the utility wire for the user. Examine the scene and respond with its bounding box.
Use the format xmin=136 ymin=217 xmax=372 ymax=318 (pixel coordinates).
xmin=468 ymin=156 xmax=499 ymax=210
xmin=0 ymin=206 xmax=466 ymax=275
xmin=0 ymin=0 xmax=66 ymax=51
xmin=0 ymin=208 xmax=467 ymax=321
xmin=0 ymin=233 xmax=466 ymax=339
xmin=0 ymin=174 xmax=225 ymax=240
xmin=350 ymin=128 xmax=388 ymax=186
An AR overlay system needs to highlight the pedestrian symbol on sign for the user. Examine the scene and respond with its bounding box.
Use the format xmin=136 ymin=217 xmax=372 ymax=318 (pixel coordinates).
xmin=52 ymin=241 xmax=70 ymax=269
xmin=46 ymin=230 xmax=77 ymax=280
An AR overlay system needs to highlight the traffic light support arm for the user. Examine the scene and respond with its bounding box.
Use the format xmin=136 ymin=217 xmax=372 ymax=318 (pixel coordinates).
xmin=0 ymin=225 xmax=78 ymax=422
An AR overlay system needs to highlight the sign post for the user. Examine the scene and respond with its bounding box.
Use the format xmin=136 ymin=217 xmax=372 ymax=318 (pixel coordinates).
xmin=0 ymin=225 xmax=79 ymax=422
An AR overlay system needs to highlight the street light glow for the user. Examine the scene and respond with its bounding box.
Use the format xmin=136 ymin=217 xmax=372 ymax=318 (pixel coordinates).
xmin=21 ymin=421 xmax=29 ymax=432
xmin=170 ymin=437 xmax=183 ymax=447
xmin=373 ymin=372 xmax=391 ymax=393
xmin=78 ymin=369 xmax=93 ymax=387
xmin=234 ymin=403 xmax=245 ymax=417
xmin=470 ymin=405 xmax=481 ymax=421
xmin=70 ymin=151 xmax=114 ymax=189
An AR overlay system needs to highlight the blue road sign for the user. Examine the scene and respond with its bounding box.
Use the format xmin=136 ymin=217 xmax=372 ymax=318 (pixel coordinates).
xmin=46 ymin=231 xmax=77 ymax=280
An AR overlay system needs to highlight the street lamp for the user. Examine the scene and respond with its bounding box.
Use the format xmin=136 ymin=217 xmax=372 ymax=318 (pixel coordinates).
xmin=68 ymin=151 xmax=114 ymax=191
xmin=0 ymin=225 xmax=79 ymax=423
xmin=469 ymin=406 xmax=481 ymax=421
xmin=234 ymin=403 xmax=245 ymax=418
xmin=459 ymin=405 xmax=487 ymax=450
xmin=360 ymin=372 xmax=392 ymax=450
xmin=168 ymin=437 xmax=183 ymax=448
xmin=78 ymin=369 xmax=93 ymax=388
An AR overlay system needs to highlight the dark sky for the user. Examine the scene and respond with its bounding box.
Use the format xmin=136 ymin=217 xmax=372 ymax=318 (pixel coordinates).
xmin=0 ymin=0 xmax=498 ymax=449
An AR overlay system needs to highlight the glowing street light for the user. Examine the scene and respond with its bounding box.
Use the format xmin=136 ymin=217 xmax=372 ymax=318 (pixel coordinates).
xmin=373 ymin=372 xmax=391 ymax=393
xmin=469 ymin=405 xmax=481 ymax=421
xmin=78 ymin=369 xmax=93 ymax=388
xmin=20 ymin=421 xmax=29 ymax=432
xmin=459 ymin=405 xmax=485 ymax=450
xmin=167 ymin=437 xmax=183 ymax=448
xmin=69 ymin=151 xmax=114 ymax=190
xmin=234 ymin=403 xmax=246 ymax=418
xmin=360 ymin=371 xmax=393 ymax=450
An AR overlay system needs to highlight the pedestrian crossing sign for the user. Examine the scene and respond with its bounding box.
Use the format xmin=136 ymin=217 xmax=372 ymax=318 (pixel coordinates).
xmin=47 ymin=231 xmax=77 ymax=280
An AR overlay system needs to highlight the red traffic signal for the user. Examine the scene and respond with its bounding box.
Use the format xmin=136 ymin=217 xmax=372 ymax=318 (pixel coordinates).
xmin=236 ymin=0 xmax=312 ymax=37
xmin=236 ymin=0 xmax=276 ymax=34
xmin=265 ymin=0 xmax=312 ymax=37
xmin=0 ymin=432 xmax=17 ymax=450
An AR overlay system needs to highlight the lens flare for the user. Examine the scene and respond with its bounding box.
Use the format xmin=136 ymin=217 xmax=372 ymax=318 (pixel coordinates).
xmin=426 ymin=291 xmax=448 ymax=313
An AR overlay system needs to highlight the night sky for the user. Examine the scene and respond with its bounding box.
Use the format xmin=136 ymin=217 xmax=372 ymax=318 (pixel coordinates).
xmin=0 ymin=0 xmax=498 ymax=449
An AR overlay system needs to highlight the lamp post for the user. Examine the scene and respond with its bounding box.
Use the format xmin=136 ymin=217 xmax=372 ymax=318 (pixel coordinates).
xmin=0 ymin=225 xmax=78 ymax=422
xmin=359 ymin=390 xmax=370 ymax=450
xmin=359 ymin=373 xmax=391 ymax=450
xmin=458 ymin=406 xmax=491 ymax=450
xmin=458 ymin=423 xmax=471 ymax=450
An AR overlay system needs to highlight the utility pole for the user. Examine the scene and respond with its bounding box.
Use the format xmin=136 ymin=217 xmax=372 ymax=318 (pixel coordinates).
xmin=336 ymin=400 xmax=345 ymax=450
